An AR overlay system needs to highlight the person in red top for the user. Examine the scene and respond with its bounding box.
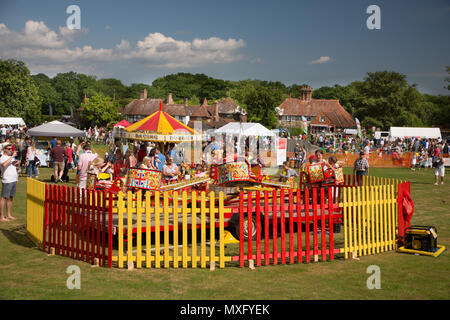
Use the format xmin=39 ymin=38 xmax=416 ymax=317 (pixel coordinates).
xmin=65 ymin=142 xmax=74 ymax=171
xmin=50 ymin=140 xmax=67 ymax=183
xmin=137 ymin=143 xmax=147 ymax=164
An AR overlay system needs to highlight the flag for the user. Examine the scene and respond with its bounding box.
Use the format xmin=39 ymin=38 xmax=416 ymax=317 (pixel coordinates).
xmin=301 ymin=116 xmax=308 ymax=134
xmin=355 ymin=117 xmax=361 ymax=138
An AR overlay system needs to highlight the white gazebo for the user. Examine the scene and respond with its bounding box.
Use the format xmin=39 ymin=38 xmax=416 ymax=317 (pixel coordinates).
xmin=28 ymin=121 xmax=86 ymax=138
xmin=0 ymin=117 xmax=26 ymax=126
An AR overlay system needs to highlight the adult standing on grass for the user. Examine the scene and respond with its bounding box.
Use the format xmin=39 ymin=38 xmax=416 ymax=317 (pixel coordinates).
xmin=0 ymin=144 xmax=20 ymax=222
xmin=433 ymin=153 xmax=445 ymax=185
xmin=50 ymin=140 xmax=66 ymax=183
xmin=77 ymin=144 xmax=97 ymax=189
xmin=25 ymin=141 xmax=38 ymax=178
xmin=353 ymin=151 xmax=369 ymax=184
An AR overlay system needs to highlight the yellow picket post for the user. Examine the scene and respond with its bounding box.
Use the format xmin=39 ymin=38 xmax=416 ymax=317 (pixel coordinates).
xmin=219 ymin=192 xmax=225 ymax=268
xmin=352 ymin=187 xmax=357 ymax=257
xmin=374 ymin=186 xmax=380 ymax=254
xmin=200 ymin=191 xmax=207 ymax=268
xmin=145 ymin=191 xmax=152 ymax=268
xmin=209 ymin=191 xmax=216 ymax=267
xmin=117 ymin=192 xmax=124 ymax=268
xmin=155 ymin=191 xmax=161 ymax=268
xmin=357 ymin=187 xmax=362 ymax=256
xmin=173 ymin=191 xmax=179 ymax=268
xmin=370 ymin=186 xmax=375 ymax=255
xmin=182 ymin=191 xmax=188 ymax=268
xmin=136 ymin=191 xmax=142 ymax=268
xmin=383 ymin=185 xmax=388 ymax=252
xmin=164 ymin=192 xmax=170 ymax=268
xmin=191 ymin=191 xmax=198 ymax=268
xmin=343 ymin=187 xmax=349 ymax=259
xmin=361 ymin=186 xmax=367 ymax=256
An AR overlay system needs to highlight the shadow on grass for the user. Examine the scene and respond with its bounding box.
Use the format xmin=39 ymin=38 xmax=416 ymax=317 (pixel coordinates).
xmin=0 ymin=224 xmax=36 ymax=248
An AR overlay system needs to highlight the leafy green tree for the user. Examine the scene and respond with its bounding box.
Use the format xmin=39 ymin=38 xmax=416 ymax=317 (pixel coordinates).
xmin=32 ymin=73 xmax=61 ymax=116
xmin=0 ymin=59 xmax=42 ymax=124
xmin=82 ymin=94 xmax=121 ymax=127
xmin=243 ymin=86 xmax=281 ymax=129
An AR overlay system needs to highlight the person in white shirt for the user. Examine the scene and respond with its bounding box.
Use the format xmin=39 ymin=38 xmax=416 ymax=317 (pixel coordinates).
xmin=0 ymin=144 xmax=20 ymax=221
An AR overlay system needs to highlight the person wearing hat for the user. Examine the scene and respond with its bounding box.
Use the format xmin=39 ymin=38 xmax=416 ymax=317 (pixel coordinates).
xmin=353 ymin=151 xmax=369 ymax=184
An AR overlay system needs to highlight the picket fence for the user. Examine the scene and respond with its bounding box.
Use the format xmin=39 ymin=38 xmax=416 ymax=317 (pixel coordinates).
xmin=27 ymin=176 xmax=407 ymax=269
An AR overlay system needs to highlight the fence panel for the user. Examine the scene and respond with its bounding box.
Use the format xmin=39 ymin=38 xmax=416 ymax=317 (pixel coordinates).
xmin=42 ymin=185 xmax=111 ymax=266
xmin=111 ymin=190 xmax=230 ymax=269
xmin=235 ymin=188 xmax=341 ymax=268
xmin=340 ymin=184 xmax=397 ymax=258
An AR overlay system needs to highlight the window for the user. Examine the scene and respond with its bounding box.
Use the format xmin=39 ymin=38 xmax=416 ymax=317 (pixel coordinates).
xmin=320 ymin=116 xmax=325 ymax=123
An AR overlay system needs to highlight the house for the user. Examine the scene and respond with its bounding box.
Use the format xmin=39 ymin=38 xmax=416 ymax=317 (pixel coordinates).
xmin=122 ymin=89 xmax=247 ymax=130
xmin=276 ymin=85 xmax=355 ymax=134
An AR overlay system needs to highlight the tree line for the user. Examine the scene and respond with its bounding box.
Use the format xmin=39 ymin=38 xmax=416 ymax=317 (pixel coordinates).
xmin=0 ymin=58 xmax=448 ymax=130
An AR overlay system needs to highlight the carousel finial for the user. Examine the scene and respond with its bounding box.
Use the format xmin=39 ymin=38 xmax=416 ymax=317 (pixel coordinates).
xmin=160 ymin=101 xmax=163 ymax=111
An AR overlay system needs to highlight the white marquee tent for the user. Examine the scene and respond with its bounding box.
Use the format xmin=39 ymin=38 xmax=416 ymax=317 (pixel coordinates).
xmin=214 ymin=122 xmax=276 ymax=137
xmin=389 ymin=127 xmax=442 ymax=139
xmin=0 ymin=117 xmax=26 ymax=126
xmin=28 ymin=121 xmax=86 ymax=137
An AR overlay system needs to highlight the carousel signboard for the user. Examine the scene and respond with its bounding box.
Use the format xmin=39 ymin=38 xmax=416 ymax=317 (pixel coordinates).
xmin=115 ymin=130 xmax=202 ymax=143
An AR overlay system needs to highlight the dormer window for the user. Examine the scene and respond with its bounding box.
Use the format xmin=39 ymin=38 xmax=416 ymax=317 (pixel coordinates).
xmin=320 ymin=116 xmax=325 ymax=123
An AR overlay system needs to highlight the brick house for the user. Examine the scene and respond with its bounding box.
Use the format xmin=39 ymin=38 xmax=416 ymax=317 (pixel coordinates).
xmin=276 ymin=85 xmax=355 ymax=134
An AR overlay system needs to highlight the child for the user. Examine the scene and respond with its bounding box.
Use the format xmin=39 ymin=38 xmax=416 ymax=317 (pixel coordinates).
xmin=410 ymin=153 xmax=417 ymax=171
xmin=180 ymin=161 xmax=191 ymax=180
xmin=280 ymin=161 xmax=299 ymax=182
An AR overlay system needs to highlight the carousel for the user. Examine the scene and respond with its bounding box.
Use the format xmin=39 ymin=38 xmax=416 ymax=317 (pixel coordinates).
xmin=87 ymin=102 xmax=344 ymax=206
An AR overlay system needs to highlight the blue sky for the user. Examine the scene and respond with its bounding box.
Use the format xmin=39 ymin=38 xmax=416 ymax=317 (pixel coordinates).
xmin=0 ymin=0 xmax=449 ymax=94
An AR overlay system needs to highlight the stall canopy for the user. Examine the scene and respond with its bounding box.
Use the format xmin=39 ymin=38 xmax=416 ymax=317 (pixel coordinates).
xmin=215 ymin=122 xmax=276 ymax=137
xmin=389 ymin=127 xmax=442 ymax=139
xmin=28 ymin=121 xmax=85 ymax=137
xmin=120 ymin=102 xmax=201 ymax=142
xmin=0 ymin=117 xmax=26 ymax=126
xmin=114 ymin=119 xmax=131 ymax=128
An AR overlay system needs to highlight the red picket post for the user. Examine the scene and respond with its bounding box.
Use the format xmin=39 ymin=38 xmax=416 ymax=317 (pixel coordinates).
xmin=304 ymin=188 xmax=310 ymax=263
xmin=312 ymin=188 xmax=318 ymax=259
xmin=43 ymin=184 xmax=49 ymax=252
xmin=108 ymin=191 xmax=113 ymax=268
xmin=264 ymin=190 xmax=269 ymax=266
xmin=247 ymin=191 xmax=253 ymax=262
xmin=239 ymin=191 xmax=244 ymax=267
xmin=62 ymin=186 xmax=67 ymax=257
xmin=328 ymin=187 xmax=334 ymax=260
xmin=288 ymin=189 xmax=294 ymax=264
xmin=86 ymin=189 xmax=90 ymax=263
xmin=80 ymin=189 xmax=86 ymax=262
xmin=76 ymin=187 xmax=81 ymax=260
xmin=296 ymin=188 xmax=302 ymax=263
xmin=56 ymin=185 xmax=61 ymax=256
xmin=280 ymin=189 xmax=286 ymax=264
xmin=70 ymin=187 xmax=75 ymax=259
xmin=272 ymin=189 xmax=278 ymax=265
xmin=255 ymin=191 xmax=261 ymax=267
xmin=101 ymin=191 xmax=106 ymax=266
xmin=96 ymin=190 xmax=101 ymax=265
xmin=320 ymin=188 xmax=326 ymax=261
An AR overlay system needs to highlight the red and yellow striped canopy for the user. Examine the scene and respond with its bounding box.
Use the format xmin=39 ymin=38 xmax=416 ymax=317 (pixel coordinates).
xmin=126 ymin=102 xmax=195 ymax=135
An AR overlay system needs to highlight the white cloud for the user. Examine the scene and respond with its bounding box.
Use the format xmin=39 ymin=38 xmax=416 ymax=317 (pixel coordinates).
xmin=0 ymin=20 xmax=247 ymax=75
xmin=310 ymin=56 xmax=332 ymax=64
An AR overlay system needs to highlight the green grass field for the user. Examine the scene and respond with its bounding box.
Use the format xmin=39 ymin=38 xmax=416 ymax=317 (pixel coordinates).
xmin=0 ymin=164 xmax=449 ymax=300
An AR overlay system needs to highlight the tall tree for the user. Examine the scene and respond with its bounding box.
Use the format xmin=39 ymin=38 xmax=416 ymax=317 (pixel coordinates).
xmin=0 ymin=59 xmax=42 ymax=124
xmin=243 ymin=86 xmax=281 ymax=129
xmin=82 ymin=94 xmax=121 ymax=127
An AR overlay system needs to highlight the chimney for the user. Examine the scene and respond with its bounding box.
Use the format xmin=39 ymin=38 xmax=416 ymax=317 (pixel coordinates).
xmin=300 ymin=85 xmax=313 ymax=102
xmin=184 ymin=98 xmax=188 ymax=106
xmin=140 ymin=89 xmax=147 ymax=100
xmin=213 ymin=100 xmax=219 ymax=123
xmin=167 ymin=93 xmax=174 ymax=105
